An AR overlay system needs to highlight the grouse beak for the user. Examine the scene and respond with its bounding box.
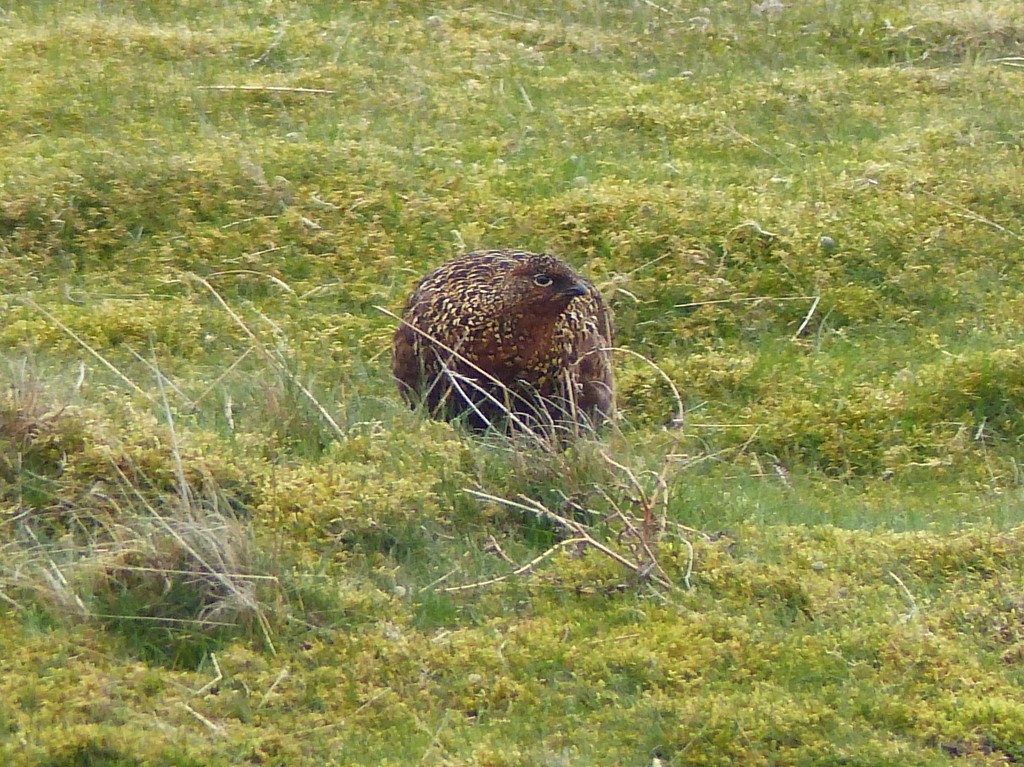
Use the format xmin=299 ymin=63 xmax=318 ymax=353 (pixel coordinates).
xmin=562 ymin=281 xmax=589 ymax=298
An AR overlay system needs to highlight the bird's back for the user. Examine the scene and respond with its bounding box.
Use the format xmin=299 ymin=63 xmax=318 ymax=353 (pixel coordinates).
xmin=392 ymin=250 xmax=614 ymax=432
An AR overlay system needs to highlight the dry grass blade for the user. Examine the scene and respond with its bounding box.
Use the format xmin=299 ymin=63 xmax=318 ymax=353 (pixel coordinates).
xmin=183 ymin=271 xmax=345 ymax=442
xmin=889 ymin=570 xmax=919 ymax=623
xmin=606 ymin=346 xmax=685 ymax=427
xmin=126 ymin=345 xmax=194 ymax=406
xmin=206 ymin=269 xmax=297 ymax=294
xmin=638 ymin=0 xmax=678 ymax=17
xmin=21 ymin=297 xmax=153 ymax=402
xmin=927 ymin=193 xmax=1023 ymax=241
xmin=439 ymin=537 xmax=588 ymax=593
xmin=598 ymin=451 xmax=677 ymax=586
xmin=674 ymin=295 xmax=820 ymax=309
xmin=106 ymin=456 xmax=277 ymax=655
xmin=191 ymin=347 xmax=256 ymax=408
xmin=792 ymin=296 xmax=821 ymax=339
xmin=197 ymin=85 xmax=336 ymax=95
xmin=464 ymin=489 xmax=676 ymax=590
xmin=179 ymin=701 xmax=226 ymax=734
xmin=191 ymin=654 xmax=223 ymax=696
xmin=154 ymin=348 xmax=193 ymax=511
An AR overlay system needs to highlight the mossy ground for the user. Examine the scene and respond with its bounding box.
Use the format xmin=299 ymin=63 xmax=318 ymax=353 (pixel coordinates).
xmin=2 ymin=1 xmax=1024 ymax=764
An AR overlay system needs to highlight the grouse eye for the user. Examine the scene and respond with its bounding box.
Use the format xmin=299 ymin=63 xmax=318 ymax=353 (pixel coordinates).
xmin=533 ymin=274 xmax=554 ymax=287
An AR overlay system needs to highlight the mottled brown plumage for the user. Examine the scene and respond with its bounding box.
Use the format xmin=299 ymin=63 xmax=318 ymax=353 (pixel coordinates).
xmin=392 ymin=249 xmax=614 ymax=433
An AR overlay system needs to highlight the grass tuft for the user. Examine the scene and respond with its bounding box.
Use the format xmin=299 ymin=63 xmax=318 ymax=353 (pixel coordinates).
xmin=0 ymin=367 xmax=279 ymax=667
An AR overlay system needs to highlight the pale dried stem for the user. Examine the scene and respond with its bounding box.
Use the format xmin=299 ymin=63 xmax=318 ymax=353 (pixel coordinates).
xmin=440 ymin=538 xmax=588 ymax=593
xmin=675 ymin=295 xmax=818 ymax=309
xmin=184 ymin=271 xmax=345 ymax=442
xmin=465 ymin=489 xmax=675 ymax=590
xmin=126 ymin=346 xmax=193 ymax=405
xmin=192 ymin=653 xmax=223 ymax=696
xmin=257 ymin=667 xmax=290 ymax=711
xmin=599 ymin=451 xmax=675 ymax=586
xmin=191 ymin=347 xmax=256 ymax=408
xmin=197 ymin=85 xmax=335 ymax=95
xmin=605 ymin=346 xmax=685 ymax=427
xmin=792 ymin=295 xmax=821 ymax=339
xmin=206 ymin=269 xmax=296 ymax=294
xmin=179 ymin=701 xmax=226 ymax=734
xmin=888 ymin=570 xmax=919 ymax=623
xmin=22 ymin=297 xmax=153 ymax=402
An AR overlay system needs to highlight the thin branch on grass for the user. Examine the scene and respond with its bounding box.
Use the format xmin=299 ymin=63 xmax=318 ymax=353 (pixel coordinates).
xmin=728 ymin=220 xmax=779 ymax=238
xmin=670 ymin=424 xmax=763 ymax=467
xmin=309 ymin=193 xmax=341 ymax=210
xmin=292 ymin=690 xmax=388 ymax=736
xmin=723 ymin=125 xmax=788 ymax=166
xmin=418 ymin=711 xmax=452 ymax=766
xmin=250 ymin=29 xmax=285 ymax=66
xmin=62 ymin=283 xmax=85 ymax=306
xmin=638 ymin=0 xmax=678 ymax=16
xmin=109 ymin=565 xmax=278 ymax=581
xmin=926 ymin=193 xmax=1023 ymax=242
xmin=71 ymin=360 xmax=86 ymax=399
xmin=257 ymin=667 xmax=290 ymax=711
xmin=483 ymin=9 xmax=538 ymax=23
xmin=90 ymin=613 xmax=237 ymax=626
xmin=219 ymin=215 xmax=280 ymax=230
xmin=677 ymin=536 xmax=694 ymax=590
xmin=516 ymin=81 xmax=534 ymax=111
xmin=417 ymin=568 xmax=461 ymax=594
xmin=440 ymin=538 xmax=588 ymax=593
xmin=190 ymin=347 xmax=256 ymax=408
xmin=675 ymin=295 xmax=819 ymax=309
xmin=465 ymin=489 xmax=676 ymax=590
xmin=484 ymin=535 xmax=516 ymax=566
xmin=0 ymin=590 xmax=23 ymax=611
xmin=599 ymin=451 xmax=679 ymax=586
xmin=21 ymin=521 xmax=89 ymax=617
xmin=197 ymin=85 xmax=336 ymax=95
xmin=125 ymin=346 xmax=194 ymax=407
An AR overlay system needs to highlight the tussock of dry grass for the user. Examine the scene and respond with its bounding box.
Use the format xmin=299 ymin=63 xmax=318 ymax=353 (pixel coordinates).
xmin=0 ymin=370 xmax=279 ymax=664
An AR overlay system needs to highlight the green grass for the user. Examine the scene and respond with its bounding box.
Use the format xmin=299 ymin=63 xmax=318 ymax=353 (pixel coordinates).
xmin=2 ymin=0 xmax=1024 ymax=764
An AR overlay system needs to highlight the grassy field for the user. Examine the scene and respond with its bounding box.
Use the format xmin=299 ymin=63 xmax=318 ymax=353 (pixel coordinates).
xmin=2 ymin=0 xmax=1024 ymax=764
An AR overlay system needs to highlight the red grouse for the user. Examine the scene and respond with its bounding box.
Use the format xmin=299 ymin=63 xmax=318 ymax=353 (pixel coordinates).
xmin=392 ymin=250 xmax=614 ymax=434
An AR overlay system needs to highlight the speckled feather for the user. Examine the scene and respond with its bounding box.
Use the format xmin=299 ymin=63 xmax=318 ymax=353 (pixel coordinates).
xmin=392 ymin=250 xmax=614 ymax=431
